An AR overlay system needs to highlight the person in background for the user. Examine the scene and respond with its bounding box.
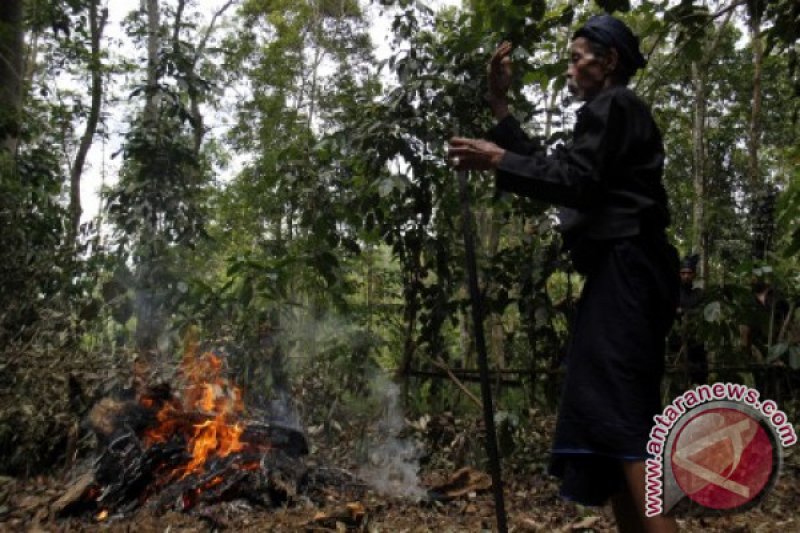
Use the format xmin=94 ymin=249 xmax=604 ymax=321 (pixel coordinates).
xmin=676 ymin=255 xmax=708 ymax=384
xmin=743 ymin=275 xmax=791 ymax=399
xmin=447 ymin=14 xmax=679 ymax=533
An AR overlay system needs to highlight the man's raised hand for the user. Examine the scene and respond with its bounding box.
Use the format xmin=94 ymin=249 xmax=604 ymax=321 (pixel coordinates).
xmin=487 ymin=41 xmax=513 ymax=102
xmin=448 ymin=137 xmax=506 ymax=172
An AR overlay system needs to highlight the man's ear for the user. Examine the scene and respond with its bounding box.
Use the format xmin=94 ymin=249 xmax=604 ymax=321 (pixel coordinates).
xmin=605 ymin=48 xmax=619 ymax=75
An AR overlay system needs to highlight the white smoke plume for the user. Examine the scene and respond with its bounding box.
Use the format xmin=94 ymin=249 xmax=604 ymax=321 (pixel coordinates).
xmin=357 ymin=376 xmax=426 ymax=500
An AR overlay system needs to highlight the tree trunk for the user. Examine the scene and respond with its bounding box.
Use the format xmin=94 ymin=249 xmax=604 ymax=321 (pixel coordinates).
xmin=747 ymin=5 xmax=763 ymax=191
xmin=689 ymin=11 xmax=734 ymax=284
xmin=748 ymin=2 xmax=766 ymax=259
xmin=0 ymin=0 xmax=24 ymax=153
xmin=69 ymin=2 xmax=108 ymax=242
xmin=690 ymin=61 xmax=707 ymax=284
xmin=177 ymin=0 xmax=235 ymax=156
xmin=397 ymin=255 xmax=422 ymax=382
xmin=144 ymin=0 xmax=160 ymax=124
xmin=134 ymin=0 xmax=162 ymax=352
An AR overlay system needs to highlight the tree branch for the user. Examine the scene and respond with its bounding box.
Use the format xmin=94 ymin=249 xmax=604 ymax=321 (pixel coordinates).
xmin=636 ymin=0 xmax=745 ymax=96
xmin=69 ymin=0 xmax=108 ymax=240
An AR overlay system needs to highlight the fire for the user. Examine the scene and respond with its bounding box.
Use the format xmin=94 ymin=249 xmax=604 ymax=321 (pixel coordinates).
xmin=76 ymin=330 xmax=309 ymax=518
xmin=137 ymin=344 xmax=248 ymax=479
xmin=181 ymin=416 xmax=245 ymax=477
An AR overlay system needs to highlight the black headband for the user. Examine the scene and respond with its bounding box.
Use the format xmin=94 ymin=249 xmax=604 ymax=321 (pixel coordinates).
xmin=680 ymin=254 xmax=700 ymax=272
xmin=573 ymin=15 xmax=646 ymax=72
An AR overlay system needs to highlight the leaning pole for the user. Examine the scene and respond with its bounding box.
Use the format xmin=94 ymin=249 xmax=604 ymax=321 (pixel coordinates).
xmin=456 ymin=164 xmax=508 ymax=533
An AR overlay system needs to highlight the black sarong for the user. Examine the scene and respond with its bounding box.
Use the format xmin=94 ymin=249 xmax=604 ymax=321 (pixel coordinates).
xmin=549 ymin=235 xmax=679 ymax=505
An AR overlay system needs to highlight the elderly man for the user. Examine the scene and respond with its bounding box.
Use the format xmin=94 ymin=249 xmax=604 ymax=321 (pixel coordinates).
xmin=449 ymin=15 xmax=680 ymax=532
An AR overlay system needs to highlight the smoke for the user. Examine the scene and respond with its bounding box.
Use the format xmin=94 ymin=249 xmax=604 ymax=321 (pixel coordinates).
xmin=357 ymin=376 xmax=426 ymax=500
xmin=267 ymin=389 xmax=303 ymax=432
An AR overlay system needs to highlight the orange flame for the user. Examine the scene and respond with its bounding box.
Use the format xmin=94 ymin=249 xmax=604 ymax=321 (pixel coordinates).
xmin=137 ymin=344 xmax=248 ymax=479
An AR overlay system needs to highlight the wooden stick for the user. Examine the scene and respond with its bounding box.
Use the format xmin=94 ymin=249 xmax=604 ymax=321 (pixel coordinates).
xmin=432 ymin=357 xmax=483 ymax=409
xmin=456 ymin=162 xmax=507 ymax=533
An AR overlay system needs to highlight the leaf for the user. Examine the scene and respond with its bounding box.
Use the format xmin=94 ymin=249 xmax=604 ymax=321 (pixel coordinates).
xmin=767 ymin=343 xmax=789 ymax=363
xmin=683 ymin=38 xmax=703 ymax=62
xmin=534 ymin=306 xmax=549 ymax=328
xmin=789 ymin=347 xmax=800 ymax=370
xmin=110 ymin=299 xmax=133 ymax=324
xmin=239 ymin=279 xmax=253 ymax=307
xmin=704 ymin=301 xmax=722 ymax=323
xmin=378 ymin=177 xmax=395 ymax=198
xmin=572 ymin=515 xmax=601 ymax=529
xmin=101 ymin=280 xmax=126 ymax=303
xmin=529 ymin=0 xmax=546 ymax=21
xmin=522 ymin=70 xmax=548 ymax=89
xmin=594 ymin=0 xmax=631 ymax=13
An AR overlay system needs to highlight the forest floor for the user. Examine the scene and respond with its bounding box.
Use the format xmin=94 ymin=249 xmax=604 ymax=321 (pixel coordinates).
xmin=2 ymin=408 xmax=799 ymax=533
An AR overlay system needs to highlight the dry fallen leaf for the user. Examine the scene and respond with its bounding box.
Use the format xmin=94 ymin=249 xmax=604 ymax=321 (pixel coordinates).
xmin=571 ymin=515 xmax=601 ymax=530
xmin=51 ymin=472 xmax=95 ymax=515
xmin=17 ymin=495 xmax=46 ymax=510
xmin=462 ymin=503 xmax=478 ymax=514
xmin=520 ymin=517 xmax=545 ymax=531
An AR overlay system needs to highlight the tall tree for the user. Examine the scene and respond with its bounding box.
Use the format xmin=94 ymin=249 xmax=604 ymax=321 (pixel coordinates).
xmin=746 ymin=0 xmax=764 ymax=194
xmin=106 ymin=0 xmax=222 ymax=352
xmin=689 ymin=7 xmax=734 ymax=283
xmin=69 ymin=0 xmax=108 ymax=242
xmin=144 ymin=0 xmax=161 ymax=125
xmin=0 ymin=0 xmax=24 ymax=153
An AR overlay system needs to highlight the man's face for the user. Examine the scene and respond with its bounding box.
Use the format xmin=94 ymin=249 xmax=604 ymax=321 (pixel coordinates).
xmin=566 ymin=37 xmax=611 ymax=102
xmin=680 ymin=269 xmax=695 ymax=286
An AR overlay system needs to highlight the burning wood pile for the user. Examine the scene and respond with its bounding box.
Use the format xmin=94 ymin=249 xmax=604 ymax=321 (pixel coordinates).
xmin=57 ymin=345 xmax=363 ymax=522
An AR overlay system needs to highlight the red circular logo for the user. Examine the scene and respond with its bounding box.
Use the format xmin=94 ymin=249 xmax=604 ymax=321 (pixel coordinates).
xmin=670 ymin=407 xmax=775 ymax=510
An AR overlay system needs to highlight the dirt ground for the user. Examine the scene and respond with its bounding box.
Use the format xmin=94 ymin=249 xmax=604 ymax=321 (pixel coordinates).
xmin=3 ymin=467 xmax=799 ymax=532
xmin=1 ymin=408 xmax=799 ymax=532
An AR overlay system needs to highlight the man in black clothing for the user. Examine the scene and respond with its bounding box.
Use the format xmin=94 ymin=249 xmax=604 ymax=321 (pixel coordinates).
xmin=677 ymin=255 xmax=708 ymax=384
xmin=448 ymin=15 xmax=679 ymax=533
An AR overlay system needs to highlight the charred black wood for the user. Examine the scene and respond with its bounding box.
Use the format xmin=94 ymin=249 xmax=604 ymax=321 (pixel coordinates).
xmin=88 ymin=385 xmax=176 ymax=442
xmin=102 ymin=412 xmax=310 ymax=458
xmin=260 ymin=449 xmax=306 ymax=504
xmin=148 ymin=451 xmax=301 ymax=513
xmin=242 ymin=421 xmax=309 ymax=457
xmin=94 ymin=432 xmax=189 ymax=510
xmin=152 ymin=467 xmax=250 ymax=513
xmin=89 ymin=398 xmax=159 ymax=441
xmin=69 ymin=391 xmax=373 ymax=521
xmin=193 ymin=499 xmax=255 ymax=530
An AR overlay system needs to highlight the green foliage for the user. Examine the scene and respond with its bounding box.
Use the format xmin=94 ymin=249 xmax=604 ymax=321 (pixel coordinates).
xmin=765 ymin=0 xmax=800 ymax=52
xmin=0 ymin=150 xmax=65 ymax=340
xmin=321 ymin=3 xmax=573 ymax=403
xmin=776 ymin=147 xmax=800 ymax=258
xmin=107 ymin=117 xmax=208 ymax=250
xmin=168 ymin=0 xmax=386 ymax=400
xmin=102 ymin=2 xmax=221 ymax=351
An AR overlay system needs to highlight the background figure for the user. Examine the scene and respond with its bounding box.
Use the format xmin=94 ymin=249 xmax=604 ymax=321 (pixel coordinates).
xmin=743 ymin=276 xmax=791 ymax=400
xmin=677 ymin=255 xmax=708 ymax=384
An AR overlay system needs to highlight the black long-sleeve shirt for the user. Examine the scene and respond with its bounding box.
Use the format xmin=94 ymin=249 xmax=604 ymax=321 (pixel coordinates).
xmin=487 ymin=85 xmax=670 ymax=248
